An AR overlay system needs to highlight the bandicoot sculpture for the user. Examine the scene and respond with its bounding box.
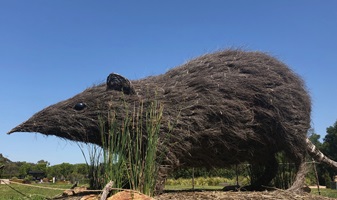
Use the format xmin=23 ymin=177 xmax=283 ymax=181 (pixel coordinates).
xmin=8 ymin=50 xmax=337 ymax=191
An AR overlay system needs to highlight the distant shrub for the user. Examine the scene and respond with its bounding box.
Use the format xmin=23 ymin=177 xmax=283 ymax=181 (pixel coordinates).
xmin=23 ymin=175 xmax=33 ymax=184
xmin=166 ymin=177 xmax=240 ymax=186
xmin=10 ymin=177 xmax=24 ymax=183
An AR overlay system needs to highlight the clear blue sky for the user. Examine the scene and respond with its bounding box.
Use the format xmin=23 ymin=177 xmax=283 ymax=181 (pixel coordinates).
xmin=0 ymin=0 xmax=336 ymax=166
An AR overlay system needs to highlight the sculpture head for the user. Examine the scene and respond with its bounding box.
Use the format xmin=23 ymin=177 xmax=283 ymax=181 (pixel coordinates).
xmin=7 ymin=73 xmax=137 ymax=145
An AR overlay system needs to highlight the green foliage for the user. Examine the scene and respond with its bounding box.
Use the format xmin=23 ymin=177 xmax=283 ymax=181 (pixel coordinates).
xmin=0 ymin=155 xmax=89 ymax=183
xmin=33 ymin=160 xmax=49 ymax=174
xmin=73 ymin=163 xmax=88 ymax=175
xmin=322 ymin=121 xmax=337 ymax=162
xmin=273 ymin=153 xmax=296 ymax=189
xmin=2 ymin=162 xmax=20 ymax=179
xmin=56 ymin=163 xmax=73 ymax=180
xmin=305 ymin=162 xmax=319 ymax=186
xmin=0 ymin=154 xmax=8 ymax=178
xmin=18 ymin=163 xmax=31 ymax=178
xmin=23 ymin=175 xmax=33 ymax=183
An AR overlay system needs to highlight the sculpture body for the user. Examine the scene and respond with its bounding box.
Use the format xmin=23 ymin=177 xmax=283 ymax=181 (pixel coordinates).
xmin=8 ymin=50 xmax=337 ymax=191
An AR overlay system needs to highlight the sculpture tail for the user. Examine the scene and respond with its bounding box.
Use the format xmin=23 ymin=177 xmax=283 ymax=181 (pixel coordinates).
xmin=306 ymin=138 xmax=337 ymax=169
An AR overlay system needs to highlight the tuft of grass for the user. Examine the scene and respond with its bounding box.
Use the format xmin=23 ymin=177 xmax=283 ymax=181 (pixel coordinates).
xmin=87 ymin=99 xmax=163 ymax=196
xmin=85 ymin=143 xmax=104 ymax=190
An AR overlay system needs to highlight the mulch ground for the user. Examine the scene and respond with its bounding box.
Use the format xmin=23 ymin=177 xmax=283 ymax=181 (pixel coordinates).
xmin=155 ymin=190 xmax=335 ymax=200
xmin=55 ymin=190 xmax=336 ymax=200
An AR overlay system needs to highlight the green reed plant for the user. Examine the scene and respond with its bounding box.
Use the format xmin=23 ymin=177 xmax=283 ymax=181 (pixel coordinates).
xmin=89 ymin=99 xmax=163 ymax=196
xmin=80 ymin=142 xmax=104 ymax=190
xmin=126 ymin=100 xmax=163 ymax=195
xmin=99 ymin=109 xmax=128 ymax=190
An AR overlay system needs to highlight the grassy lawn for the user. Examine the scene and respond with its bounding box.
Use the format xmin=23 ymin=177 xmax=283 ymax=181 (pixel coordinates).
xmin=311 ymin=188 xmax=337 ymax=198
xmin=0 ymin=182 xmax=73 ymax=200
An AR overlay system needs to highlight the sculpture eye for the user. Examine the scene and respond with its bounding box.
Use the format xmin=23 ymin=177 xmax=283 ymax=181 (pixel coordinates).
xmin=74 ymin=103 xmax=86 ymax=111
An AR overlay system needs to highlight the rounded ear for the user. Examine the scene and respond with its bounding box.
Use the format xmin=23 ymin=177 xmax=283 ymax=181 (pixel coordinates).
xmin=106 ymin=73 xmax=135 ymax=95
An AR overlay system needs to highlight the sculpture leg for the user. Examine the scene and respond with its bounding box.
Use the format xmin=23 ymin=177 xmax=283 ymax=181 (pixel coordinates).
xmin=154 ymin=165 xmax=171 ymax=195
xmin=287 ymin=156 xmax=306 ymax=192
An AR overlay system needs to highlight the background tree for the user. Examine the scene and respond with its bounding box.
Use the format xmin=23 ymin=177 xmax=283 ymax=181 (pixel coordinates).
xmin=308 ymin=128 xmax=322 ymax=148
xmin=73 ymin=163 xmax=88 ymax=175
xmin=322 ymin=120 xmax=337 ymax=183
xmin=47 ymin=162 xmax=75 ymax=181
xmin=3 ymin=162 xmax=20 ymax=179
xmin=0 ymin=154 xmax=90 ymax=183
xmin=18 ymin=162 xmax=32 ymax=178
xmin=0 ymin=154 xmax=10 ymax=178
xmin=322 ymin=121 xmax=337 ymax=161
xmin=69 ymin=163 xmax=88 ymax=183
xmin=33 ymin=160 xmax=49 ymax=174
